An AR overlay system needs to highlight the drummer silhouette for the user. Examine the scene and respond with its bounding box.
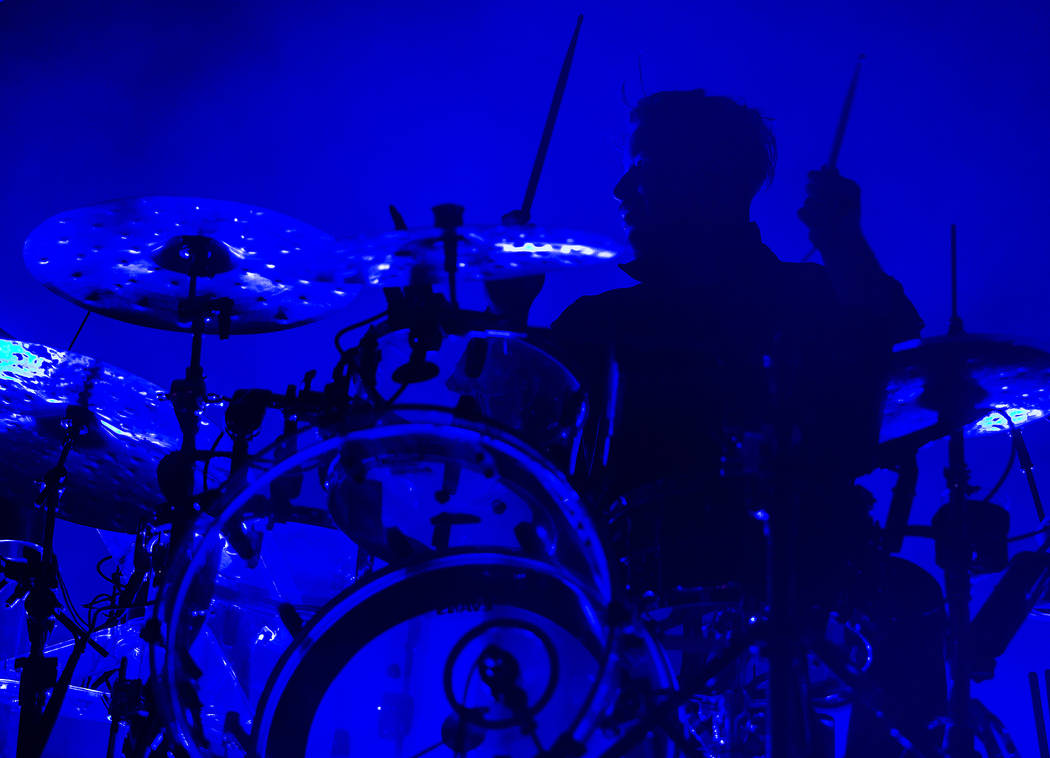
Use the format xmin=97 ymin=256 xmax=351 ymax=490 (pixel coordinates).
xmin=487 ymin=89 xmax=945 ymax=757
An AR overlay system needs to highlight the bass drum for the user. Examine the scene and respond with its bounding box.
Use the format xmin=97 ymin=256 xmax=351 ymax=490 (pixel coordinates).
xmin=153 ymin=413 xmax=674 ymax=757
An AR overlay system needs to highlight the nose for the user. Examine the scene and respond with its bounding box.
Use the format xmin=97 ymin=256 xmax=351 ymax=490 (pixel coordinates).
xmin=613 ymin=166 xmax=637 ymax=202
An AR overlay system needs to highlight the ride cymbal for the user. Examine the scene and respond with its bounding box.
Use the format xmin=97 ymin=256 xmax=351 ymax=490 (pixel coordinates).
xmin=24 ymin=196 xmax=360 ymax=334
xmin=335 ymin=224 xmax=623 ymax=286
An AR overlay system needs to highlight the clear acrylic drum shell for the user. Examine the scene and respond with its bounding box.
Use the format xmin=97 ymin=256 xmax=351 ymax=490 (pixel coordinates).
xmin=369 ymin=329 xmax=586 ymax=469
xmin=154 ymin=414 xmax=625 ymax=757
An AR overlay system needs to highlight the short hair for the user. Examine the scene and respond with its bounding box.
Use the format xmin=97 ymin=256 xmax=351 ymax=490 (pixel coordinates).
xmin=629 ymin=89 xmax=777 ymax=200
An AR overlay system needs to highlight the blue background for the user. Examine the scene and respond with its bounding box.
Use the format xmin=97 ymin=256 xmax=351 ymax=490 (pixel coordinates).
xmin=1 ymin=0 xmax=1049 ymax=752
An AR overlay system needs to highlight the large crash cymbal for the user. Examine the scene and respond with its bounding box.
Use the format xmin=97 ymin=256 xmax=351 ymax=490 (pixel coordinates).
xmin=24 ymin=196 xmax=361 ymax=334
xmin=0 ymin=338 xmax=220 ymax=532
xmin=335 ymin=224 xmax=624 ymax=286
xmin=881 ymin=334 xmax=1050 ymax=442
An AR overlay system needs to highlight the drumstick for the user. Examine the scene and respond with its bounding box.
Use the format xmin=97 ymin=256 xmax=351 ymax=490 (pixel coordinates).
xmin=802 ymin=54 xmax=865 ymax=262
xmin=828 ymin=54 xmax=865 ymax=170
xmin=519 ymin=15 xmax=583 ymax=221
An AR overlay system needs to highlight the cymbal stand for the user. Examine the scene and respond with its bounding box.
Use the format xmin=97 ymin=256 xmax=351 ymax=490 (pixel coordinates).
xmin=137 ymin=238 xmax=231 ymax=758
xmin=940 ymin=431 xmax=979 ymax=758
xmin=926 ymin=224 xmax=1006 ymax=758
xmin=156 ymin=236 xmax=232 ymax=554
xmin=13 ymin=404 xmax=92 ymax=758
xmin=434 ymin=203 xmax=463 ymax=308
xmin=380 ymin=206 xmax=468 ymax=393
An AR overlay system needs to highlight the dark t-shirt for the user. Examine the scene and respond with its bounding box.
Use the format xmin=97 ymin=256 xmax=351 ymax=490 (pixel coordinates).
xmin=549 ymin=229 xmax=922 ymax=590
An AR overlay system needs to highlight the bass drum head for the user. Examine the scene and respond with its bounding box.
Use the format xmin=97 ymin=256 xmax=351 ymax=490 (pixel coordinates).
xmin=250 ymin=554 xmax=674 ymax=758
xmin=154 ymin=415 xmax=644 ymax=757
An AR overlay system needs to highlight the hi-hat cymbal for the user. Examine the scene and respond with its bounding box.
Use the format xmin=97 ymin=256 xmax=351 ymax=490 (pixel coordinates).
xmin=881 ymin=334 xmax=1050 ymax=442
xmin=335 ymin=225 xmax=624 ymax=286
xmin=24 ymin=196 xmax=361 ymax=334
xmin=0 ymin=338 xmax=219 ymax=531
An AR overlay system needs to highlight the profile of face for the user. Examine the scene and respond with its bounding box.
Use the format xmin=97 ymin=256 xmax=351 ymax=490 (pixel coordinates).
xmin=614 ymin=144 xmax=732 ymax=250
xmin=612 ymin=92 xmax=774 ymax=275
xmin=613 ymin=144 xmax=726 ymax=242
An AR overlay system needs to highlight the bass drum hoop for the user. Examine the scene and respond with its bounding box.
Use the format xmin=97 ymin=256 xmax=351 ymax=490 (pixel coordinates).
xmin=250 ymin=551 xmax=616 ymax=757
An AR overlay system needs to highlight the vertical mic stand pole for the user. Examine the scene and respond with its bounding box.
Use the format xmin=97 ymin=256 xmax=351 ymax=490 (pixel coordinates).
xmin=764 ymin=341 xmax=812 ymax=758
xmin=942 ymin=426 xmax=975 ymax=758
xmin=939 ymin=224 xmax=977 ymax=758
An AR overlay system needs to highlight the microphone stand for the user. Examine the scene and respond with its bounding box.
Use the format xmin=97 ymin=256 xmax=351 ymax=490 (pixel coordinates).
xmin=764 ymin=338 xmax=817 ymax=758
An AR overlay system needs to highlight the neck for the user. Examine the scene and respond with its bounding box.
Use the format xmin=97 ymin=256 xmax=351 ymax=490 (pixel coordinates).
xmin=622 ymin=221 xmax=776 ymax=286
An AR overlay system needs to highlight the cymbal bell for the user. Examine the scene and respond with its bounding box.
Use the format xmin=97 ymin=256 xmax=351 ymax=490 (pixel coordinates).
xmin=24 ymin=196 xmax=362 ymax=334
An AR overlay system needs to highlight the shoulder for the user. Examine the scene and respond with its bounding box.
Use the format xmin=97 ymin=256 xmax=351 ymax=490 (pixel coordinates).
xmin=551 ymin=286 xmax=643 ymax=340
xmin=778 ymin=260 xmax=834 ymax=295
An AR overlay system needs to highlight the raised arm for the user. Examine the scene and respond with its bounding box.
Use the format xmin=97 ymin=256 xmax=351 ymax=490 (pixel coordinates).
xmin=798 ymin=167 xmax=923 ymax=344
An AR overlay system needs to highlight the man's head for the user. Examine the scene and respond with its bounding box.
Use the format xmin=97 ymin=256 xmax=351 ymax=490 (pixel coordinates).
xmin=614 ymin=90 xmax=776 ymax=268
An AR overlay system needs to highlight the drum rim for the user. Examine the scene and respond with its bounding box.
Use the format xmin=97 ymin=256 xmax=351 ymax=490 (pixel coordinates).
xmin=248 ymin=551 xmax=609 ymax=757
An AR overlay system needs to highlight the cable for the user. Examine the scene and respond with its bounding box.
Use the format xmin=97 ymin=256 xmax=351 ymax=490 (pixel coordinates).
xmin=1008 ymin=524 xmax=1050 ymax=544
xmin=96 ymin=555 xmax=118 ymax=585
xmin=386 ymin=384 xmax=409 ymax=407
xmin=984 ymin=440 xmax=1017 ymax=503
xmin=86 ymin=600 xmax=156 ymax=614
xmin=67 ymin=311 xmax=91 ymax=351
xmin=406 ymin=742 xmax=443 ymax=758
xmin=57 ymin=569 xmax=90 ymax=630
xmin=200 ymin=429 xmax=226 ymax=490
xmin=334 ymin=311 xmax=388 ymax=355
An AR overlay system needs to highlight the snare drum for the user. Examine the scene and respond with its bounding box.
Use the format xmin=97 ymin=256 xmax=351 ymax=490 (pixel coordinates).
xmin=152 ymin=412 xmax=674 ymax=757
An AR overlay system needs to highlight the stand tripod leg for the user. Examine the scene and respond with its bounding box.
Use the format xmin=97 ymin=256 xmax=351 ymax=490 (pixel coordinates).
xmin=15 ymin=412 xmax=94 ymax=758
xmin=943 ymin=431 xmax=975 ymax=758
xmin=1029 ymin=671 xmax=1050 ymax=758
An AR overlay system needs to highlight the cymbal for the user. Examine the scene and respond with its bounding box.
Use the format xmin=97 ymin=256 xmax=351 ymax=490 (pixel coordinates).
xmin=0 ymin=338 xmax=218 ymax=531
xmin=881 ymin=334 xmax=1050 ymax=441
xmin=24 ymin=196 xmax=361 ymax=334
xmin=335 ymin=224 xmax=624 ymax=286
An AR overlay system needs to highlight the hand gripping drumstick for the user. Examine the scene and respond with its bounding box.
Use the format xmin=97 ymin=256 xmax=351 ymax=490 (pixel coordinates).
xmin=802 ymin=54 xmax=865 ymax=262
